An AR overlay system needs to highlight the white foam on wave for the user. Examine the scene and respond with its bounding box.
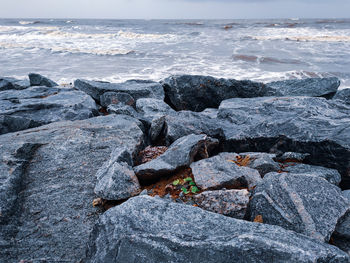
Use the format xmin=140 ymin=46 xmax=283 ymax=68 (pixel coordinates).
xmin=253 ymin=35 xmax=350 ymax=42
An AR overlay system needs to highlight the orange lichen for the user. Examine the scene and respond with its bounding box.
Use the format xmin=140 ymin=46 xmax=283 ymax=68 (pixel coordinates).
xmin=253 ymin=215 xmax=264 ymax=223
xmin=228 ymin=155 xmax=251 ymax=167
xmin=135 ymin=146 xmax=168 ymax=166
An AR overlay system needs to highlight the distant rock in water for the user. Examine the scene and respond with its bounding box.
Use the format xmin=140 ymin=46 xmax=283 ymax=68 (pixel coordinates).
xmin=0 ymin=77 xmax=29 ymax=91
xmin=162 ymin=75 xmax=340 ymax=111
xmin=28 ymin=73 xmax=58 ymax=87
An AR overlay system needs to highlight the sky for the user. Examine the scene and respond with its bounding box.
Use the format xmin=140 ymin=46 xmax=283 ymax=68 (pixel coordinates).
xmin=0 ymin=0 xmax=349 ymax=19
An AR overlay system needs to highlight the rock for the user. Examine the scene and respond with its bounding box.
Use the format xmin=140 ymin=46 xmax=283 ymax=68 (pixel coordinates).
xmin=74 ymin=79 xmax=164 ymax=103
xmin=85 ymin=195 xmax=350 ymax=263
xmin=190 ymin=154 xmax=262 ymax=190
xmin=276 ymin=152 xmax=310 ymax=162
xmin=333 ymin=88 xmax=350 ymax=104
xmin=192 ymin=189 xmax=250 ymax=219
xmin=218 ymin=97 xmax=350 ymax=184
xmin=344 ymin=190 xmax=350 ymax=201
xmin=248 ymin=172 xmax=350 ymax=242
xmin=150 ymin=110 xmax=224 ymax=145
xmin=107 ymin=104 xmax=138 ymax=118
xmin=0 ymin=77 xmax=30 ymax=91
xmin=0 ymin=115 xmax=145 ymax=263
xmin=0 ymin=86 xmax=98 ymax=135
xmin=134 ymin=134 xmax=219 ymax=182
xmin=265 ymin=77 xmax=340 ymax=99
xmin=238 ymin=152 xmax=280 ymax=176
xmin=162 ymin=75 xmax=267 ymax=111
xmin=281 ymin=163 xmax=342 ymax=185
xmin=136 ymin=98 xmax=174 ymax=120
xmin=28 ymin=73 xmax=58 ymax=87
xmin=333 ymin=211 xmax=350 ymax=255
xmin=100 ymin=92 xmax=135 ymax=108
xmin=94 ymin=148 xmax=141 ymax=200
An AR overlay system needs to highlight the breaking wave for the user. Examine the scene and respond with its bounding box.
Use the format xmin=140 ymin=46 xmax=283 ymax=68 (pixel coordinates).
xmin=252 ymin=35 xmax=350 ymax=42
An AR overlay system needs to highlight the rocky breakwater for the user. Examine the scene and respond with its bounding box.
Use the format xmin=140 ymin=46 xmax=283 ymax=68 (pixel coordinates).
xmin=1 ymin=73 xmax=350 ymax=262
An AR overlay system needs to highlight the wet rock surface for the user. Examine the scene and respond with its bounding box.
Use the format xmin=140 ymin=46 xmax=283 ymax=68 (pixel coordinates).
xmin=248 ymin=172 xmax=350 ymax=242
xmin=86 ymin=195 xmax=350 ymax=263
xmin=0 ymin=115 xmax=144 ymax=263
xmin=0 ymin=86 xmax=98 ymax=135
xmin=0 ymin=77 xmax=30 ymax=91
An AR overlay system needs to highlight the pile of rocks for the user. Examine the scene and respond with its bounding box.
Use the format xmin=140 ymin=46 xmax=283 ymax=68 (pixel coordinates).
xmin=1 ymin=73 xmax=350 ymax=262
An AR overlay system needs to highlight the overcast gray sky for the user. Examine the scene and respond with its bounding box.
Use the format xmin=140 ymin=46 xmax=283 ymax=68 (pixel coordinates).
xmin=0 ymin=0 xmax=349 ymax=19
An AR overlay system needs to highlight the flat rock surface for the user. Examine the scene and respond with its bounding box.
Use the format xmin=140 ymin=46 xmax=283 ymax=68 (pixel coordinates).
xmin=74 ymin=79 xmax=164 ymax=102
xmin=0 ymin=86 xmax=98 ymax=135
xmin=191 ymin=154 xmax=262 ymax=190
xmin=86 ymin=195 xmax=350 ymax=263
xmin=248 ymin=172 xmax=350 ymax=242
xmin=218 ymin=97 xmax=350 ymax=181
xmin=0 ymin=115 xmax=145 ymax=263
xmin=192 ymin=189 xmax=250 ymax=219
xmin=265 ymin=77 xmax=340 ymax=99
xmin=134 ymin=134 xmax=218 ymax=181
xmin=282 ymin=162 xmax=342 ymax=185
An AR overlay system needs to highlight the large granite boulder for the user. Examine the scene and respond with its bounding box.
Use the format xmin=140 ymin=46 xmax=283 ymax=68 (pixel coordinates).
xmin=0 ymin=86 xmax=98 ymax=135
xmin=333 ymin=88 xmax=350 ymax=104
xmin=218 ymin=97 xmax=350 ymax=185
xmin=134 ymin=134 xmax=218 ymax=182
xmin=333 ymin=211 xmax=350 ymax=255
xmin=136 ymin=98 xmax=175 ymax=120
xmin=74 ymin=79 xmax=164 ymax=103
xmin=0 ymin=77 xmax=30 ymax=91
xmin=190 ymin=154 xmax=261 ymax=190
xmin=192 ymin=189 xmax=250 ymax=219
xmin=162 ymin=75 xmax=267 ymax=112
xmin=100 ymin=92 xmax=135 ymax=108
xmin=0 ymin=115 xmax=145 ymax=263
xmin=86 ymin=195 xmax=350 ymax=263
xmin=265 ymin=77 xmax=340 ymax=99
xmin=94 ymin=147 xmax=141 ymax=201
xmin=248 ymin=172 xmax=350 ymax=242
xmin=28 ymin=73 xmax=58 ymax=87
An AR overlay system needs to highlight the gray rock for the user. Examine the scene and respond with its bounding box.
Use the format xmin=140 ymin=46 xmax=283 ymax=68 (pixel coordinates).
xmin=136 ymin=98 xmax=174 ymax=120
xmin=100 ymin=92 xmax=135 ymax=108
xmin=191 ymin=154 xmax=262 ymax=190
xmin=94 ymin=148 xmax=141 ymax=200
xmin=0 ymin=115 xmax=145 ymax=263
xmin=107 ymin=104 xmax=138 ymax=118
xmin=333 ymin=88 xmax=350 ymax=104
xmin=28 ymin=73 xmax=58 ymax=87
xmin=192 ymin=189 xmax=250 ymax=219
xmin=344 ymin=190 xmax=350 ymax=201
xmin=86 ymin=195 xmax=350 ymax=263
xmin=0 ymin=86 xmax=98 ymax=135
xmin=265 ymin=77 xmax=340 ymax=99
xmin=218 ymin=97 xmax=350 ymax=184
xmin=134 ymin=134 xmax=218 ymax=181
xmin=248 ymin=172 xmax=350 ymax=242
xmin=276 ymin=152 xmax=310 ymax=162
xmin=74 ymin=79 xmax=164 ymax=103
xmin=238 ymin=152 xmax=280 ymax=176
xmin=333 ymin=211 xmax=350 ymax=255
xmin=282 ymin=163 xmax=342 ymax=185
xmin=150 ymin=110 xmax=224 ymax=145
xmin=0 ymin=77 xmax=30 ymax=91
xmin=162 ymin=75 xmax=267 ymax=111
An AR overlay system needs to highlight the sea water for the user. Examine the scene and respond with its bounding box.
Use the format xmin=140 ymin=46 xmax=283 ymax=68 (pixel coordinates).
xmin=0 ymin=18 xmax=349 ymax=88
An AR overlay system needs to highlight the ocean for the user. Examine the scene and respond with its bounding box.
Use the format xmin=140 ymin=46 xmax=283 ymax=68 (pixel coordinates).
xmin=0 ymin=18 xmax=350 ymax=88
